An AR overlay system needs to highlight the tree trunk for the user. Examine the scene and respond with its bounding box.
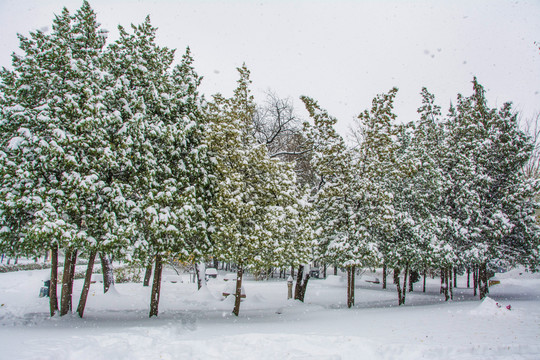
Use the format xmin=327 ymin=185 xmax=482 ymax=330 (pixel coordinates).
xmin=347 ymin=265 xmax=356 ymax=308
xmin=394 ymin=268 xmax=402 ymax=305
xmin=195 ymin=262 xmax=206 ymax=290
xmin=478 ymin=264 xmax=484 ymax=299
xmin=294 ymin=265 xmax=304 ymax=300
xmin=333 ymin=264 xmax=338 ymax=276
xmin=323 ymin=264 xmax=327 ymax=279
xmin=401 ymin=265 xmax=409 ymax=305
xmin=453 ymin=267 xmax=457 ymax=288
xmin=444 ymin=268 xmax=450 ymax=301
xmin=77 ymin=250 xmax=96 ymax=318
xmin=449 ymin=267 xmax=454 ymax=300
xmin=473 ymin=265 xmax=478 ymax=297
xmin=382 ymin=264 xmax=387 ymax=289
xmin=294 ymin=265 xmax=310 ymax=302
xmin=100 ymin=253 xmax=114 ymax=293
xmin=232 ymin=265 xmax=243 ymax=316
xmin=143 ymin=260 xmax=153 ymax=287
xmin=149 ymin=254 xmax=163 ymax=318
xmin=440 ymin=267 xmax=445 ymax=294
xmin=67 ymin=250 xmax=77 ymax=312
xmin=298 ymin=273 xmax=310 ymax=301
xmin=408 ymin=270 xmax=414 ymax=292
xmin=423 ymin=267 xmax=427 ymax=293
xmin=49 ymin=246 xmax=59 ymax=317
xmin=479 ymin=262 xmax=489 ymax=299
xmin=60 ymin=249 xmax=75 ymax=316
xmin=467 ymin=267 xmax=470 ymax=288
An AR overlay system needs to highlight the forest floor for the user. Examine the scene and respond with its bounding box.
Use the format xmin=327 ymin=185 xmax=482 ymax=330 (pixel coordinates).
xmin=0 ymin=264 xmax=539 ymax=359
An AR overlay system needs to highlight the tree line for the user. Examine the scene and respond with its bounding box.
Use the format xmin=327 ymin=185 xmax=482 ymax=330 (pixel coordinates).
xmin=0 ymin=2 xmax=538 ymax=317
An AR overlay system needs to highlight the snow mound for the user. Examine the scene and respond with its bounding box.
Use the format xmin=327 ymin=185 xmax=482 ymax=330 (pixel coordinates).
xmin=469 ymin=297 xmax=513 ymax=317
xmin=191 ymin=285 xmax=218 ymax=302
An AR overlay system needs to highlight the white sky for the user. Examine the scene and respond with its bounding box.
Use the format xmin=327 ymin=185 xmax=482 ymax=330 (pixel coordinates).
xmin=1 ymin=0 xmax=539 ymax=135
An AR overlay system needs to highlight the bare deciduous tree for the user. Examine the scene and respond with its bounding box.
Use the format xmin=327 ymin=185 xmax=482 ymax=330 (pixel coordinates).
xmin=253 ymin=91 xmax=315 ymax=185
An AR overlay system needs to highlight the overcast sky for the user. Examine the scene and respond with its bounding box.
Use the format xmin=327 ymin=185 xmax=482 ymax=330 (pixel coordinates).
xmin=1 ymin=0 xmax=539 ymax=135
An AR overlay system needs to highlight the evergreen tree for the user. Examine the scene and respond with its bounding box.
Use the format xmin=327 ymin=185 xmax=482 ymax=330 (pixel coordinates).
xmin=207 ymin=66 xmax=313 ymax=316
xmin=302 ymin=96 xmax=379 ymax=308
xmin=0 ymin=1 xmax=112 ymax=316
xmin=104 ymin=18 xmax=212 ymax=317
xmin=442 ymin=78 xmax=539 ymax=297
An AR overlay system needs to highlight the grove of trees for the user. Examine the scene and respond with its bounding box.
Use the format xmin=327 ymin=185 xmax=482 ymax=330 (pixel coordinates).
xmin=1 ymin=2 xmax=538 ymax=317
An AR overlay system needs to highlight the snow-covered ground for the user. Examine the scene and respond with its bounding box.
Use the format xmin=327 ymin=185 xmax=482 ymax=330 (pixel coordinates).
xmin=1 ymin=266 xmax=539 ymax=359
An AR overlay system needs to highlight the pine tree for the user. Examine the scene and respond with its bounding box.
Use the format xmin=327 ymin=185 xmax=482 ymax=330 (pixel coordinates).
xmin=0 ymin=1 xmax=113 ymax=316
xmin=207 ymin=65 xmax=313 ymax=316
xmin=302 ymin=96 xmax=380 ymax=308
xmin=442 ymin=78 xmax=539 ymax=297
xmin=349 ymin=89 xmax=407 ymax=304
xmin=104 ymin=18 xmax=212 ymax=317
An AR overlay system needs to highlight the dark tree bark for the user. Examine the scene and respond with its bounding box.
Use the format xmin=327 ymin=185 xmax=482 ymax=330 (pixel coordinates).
xmin=195 ymin=262 xmax=205 ymax=290
xmin=67 ymin=250 xmax=77 ymax=312
xmin=467 ymin=267 xmax=471 ymax=288
xmin=479 ymin=262 xmax=489 ymax=299
xmin=408 ymin=270 xmax=415 ymax=292
xmin=149 ymin=254 xmax=163 ymax=318
xmin=401 ymin=265 xmax=409 ymax=305
xmin=444 ymin=268 xmax=450 ymax=301
xmin=423 ymin=267 xmax=427 ymax=293
xmin=453 ymin=267 xmax=457 ymax=288
xmin=99 ymin=253 xmax=114 ymax=293
xmin=394 ymin=268 xmax=402 ymax=305
xmin=382 ymin=264 xmax=387 ymax=289
xmin=323 ymin=263 xmax=327 ymax=279
xmin=347 ymin=265 xmax=356 ymax=308
xmin=440 ymin=267 xmax=445 ymax=294
xmin=60 ymin=249 xmax=76 ymax=316
xmin=473 ymin=265 xmax=478 ymax=297
xmin=77 ymin=250 xmax=96 ymax=318
xmin=449 ymin=267 xmax=454 ymax=300
xmin=333 ymin=264 xmax=338 ymax=276
xmin=294 ymin=265 xmax=310 ymax=302
xmin=232 ymin=265 xmax=243 ymax=316
xmin=143 ymin=261 xmax=153 ymax=287
xmin=49 ymin=246 xmax=59 ymax=317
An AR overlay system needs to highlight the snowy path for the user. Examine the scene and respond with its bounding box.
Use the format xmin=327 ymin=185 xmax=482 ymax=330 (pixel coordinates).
xmin=1 ymin=268 xmax=539 ymax=359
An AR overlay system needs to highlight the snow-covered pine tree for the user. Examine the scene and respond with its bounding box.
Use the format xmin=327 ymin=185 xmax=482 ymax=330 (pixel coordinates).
xmin=207 ymin=65 xmax=313 ymax=316
xmin=442 ymin=78 xmax=539 ymax=298
xmin=0 ymin=1 xmax=115 ymax=316
xmin=390 ymin=88 xmax=452 ymax=302
xmin=302 ymin=96 xmax=379 ymax=308
xmin=348 ymin=88 xmax=410 ymax=304
xmin=104 ymin=17 xmax=212 ymax=317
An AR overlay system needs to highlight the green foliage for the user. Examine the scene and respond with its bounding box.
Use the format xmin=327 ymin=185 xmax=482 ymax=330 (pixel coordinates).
xmin=207 ymin=66 xmax=314 ymax=272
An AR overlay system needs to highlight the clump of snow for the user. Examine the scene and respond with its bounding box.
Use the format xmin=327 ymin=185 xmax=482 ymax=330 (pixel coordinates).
xmin=469 ymin=297 xmax=513 ymax=317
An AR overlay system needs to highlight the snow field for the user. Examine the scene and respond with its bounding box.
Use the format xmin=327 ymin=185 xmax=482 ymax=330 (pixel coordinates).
xmin=1 ymin=267 xmax=539 ymax=359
